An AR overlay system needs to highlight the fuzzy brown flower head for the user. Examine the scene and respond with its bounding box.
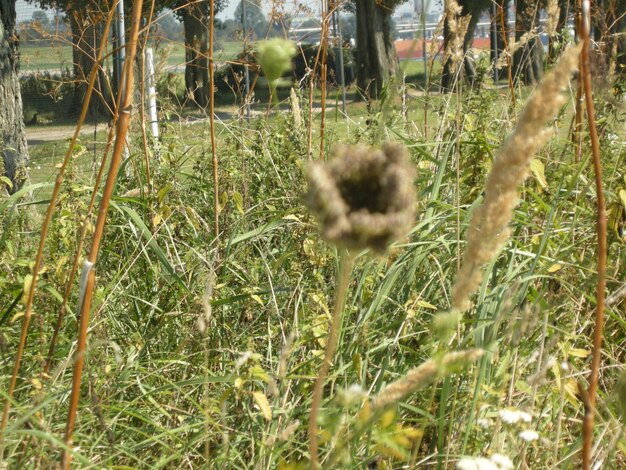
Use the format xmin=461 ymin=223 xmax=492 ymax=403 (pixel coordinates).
xmin=305 ymin=142 xmax=416 ymax=253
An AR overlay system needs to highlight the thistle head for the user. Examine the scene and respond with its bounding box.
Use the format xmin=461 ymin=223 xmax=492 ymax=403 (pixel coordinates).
xmin=305 ymin=142 xmax=416 ymax=253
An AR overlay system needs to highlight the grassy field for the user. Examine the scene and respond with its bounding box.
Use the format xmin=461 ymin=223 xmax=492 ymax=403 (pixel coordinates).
xmin=20 ymin=40 xmax=250 ymax=74
xmin=3 ymin=40 xmax=626 ymax=469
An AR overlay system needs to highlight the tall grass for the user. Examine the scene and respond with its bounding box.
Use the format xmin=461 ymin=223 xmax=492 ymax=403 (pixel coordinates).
xmin=1 ymin=10 xmax=625 ymax=470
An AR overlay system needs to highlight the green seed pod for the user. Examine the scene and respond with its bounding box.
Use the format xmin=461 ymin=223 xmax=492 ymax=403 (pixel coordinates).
xmin=257 ymin=39 xmax=297 ymax=84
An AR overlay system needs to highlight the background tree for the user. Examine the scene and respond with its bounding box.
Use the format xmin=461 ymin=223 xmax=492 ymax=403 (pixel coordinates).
xmin=441 ymin=0 xmax=490 ymax=91
xmin=234 ymin=0 xmax=268 ymax=39
xmin=31 ymin=9 xmax=51 ymax=27
xmin=177 ymin=0 xmax=226 ymax=108
xmin=490 ymin=0 xmax=510 ymax=80
xmin=1 ymin=0 xmax=29 ymax=191
xmin=548 ymin=0 xmax=572 ymax=63
xmin=355 ymin=0 xmax=404 ymax=98
xmin=29 ymin=0 xmax=115 ymax=117
xmin=512 ymin=0 xmax=544 ymax=84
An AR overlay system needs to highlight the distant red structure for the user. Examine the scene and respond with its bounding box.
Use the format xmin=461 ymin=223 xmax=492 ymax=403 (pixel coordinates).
xmin=395 ymin=38 xmax=491 ymax=60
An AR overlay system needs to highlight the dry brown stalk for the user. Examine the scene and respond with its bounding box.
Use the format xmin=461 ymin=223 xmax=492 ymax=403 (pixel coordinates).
xmin=450 ymin=44 xmax=582 ymax=311
xmin=580 ymin=0 xmax=608 ymax=466
xmin=61 ymin=0 xmax=144 ymax=467
xmin=0 ymin=6 xmax=116 ymax=442
xmin=372 ymin=349 xmax=484 ymax=410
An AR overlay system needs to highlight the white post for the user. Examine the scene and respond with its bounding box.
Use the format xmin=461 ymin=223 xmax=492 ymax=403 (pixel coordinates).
xmin=145 ymin=48 xmax=159 ymax=140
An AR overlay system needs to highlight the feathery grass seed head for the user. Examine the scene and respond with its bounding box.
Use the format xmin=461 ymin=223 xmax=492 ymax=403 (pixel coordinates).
xmin=451 ymin=45 xmax=582 ymax=311
xmin=305 ymin=142 xmax=416 ymax=253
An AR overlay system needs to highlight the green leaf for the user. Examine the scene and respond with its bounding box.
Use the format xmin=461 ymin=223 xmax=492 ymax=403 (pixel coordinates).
xmin=112 ymin=201 xmax=188 ymax=292
xmin=530 ymin=159 xmax=548 ymax=190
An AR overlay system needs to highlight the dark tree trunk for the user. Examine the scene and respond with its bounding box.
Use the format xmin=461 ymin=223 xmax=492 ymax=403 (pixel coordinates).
xmin=355 ymin=0 xmax=398 ymax=99
xmin=512 ymin=0 xmax=544 ymax=85
xmin=548 ymin=0 xmax=572 ymax=63
xmin=0 ymin=0 xmax=29 ymax=191
xmin=491 ymin=0 xmax=510 ymax=81
xmin=461 ymin=8 xmax=482 ymax=84
xmin=182 ymin=2 xmax=210 ymax=107
xmin=67 ymin=6 xmax=114 ymax=118
xmin=441 ymin=0 xmax=486 ymax=92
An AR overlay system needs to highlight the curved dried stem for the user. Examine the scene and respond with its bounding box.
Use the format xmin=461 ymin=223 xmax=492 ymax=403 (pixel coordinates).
xmin=580 ymin=0 xmax=608 ymax=467
xmin=61 ymin=0 xmax=144 ymax=467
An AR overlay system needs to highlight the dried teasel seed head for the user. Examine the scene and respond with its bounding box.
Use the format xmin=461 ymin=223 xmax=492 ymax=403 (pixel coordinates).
xmin=305 ymin=142 xmax=416 ymax=253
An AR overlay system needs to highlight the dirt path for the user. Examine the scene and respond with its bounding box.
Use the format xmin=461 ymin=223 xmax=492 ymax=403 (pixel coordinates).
xmin=25 ymin=123 xmax=110 ymax=146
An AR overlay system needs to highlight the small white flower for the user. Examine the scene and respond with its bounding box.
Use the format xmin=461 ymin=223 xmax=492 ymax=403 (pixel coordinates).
xmin=457 ymin=457 xmax=498 ymax=470
xmin=477 ymin=418 xmax=492 ymax=429
xmin=490 ymin=453 xmax=514 ymax=469
xmin=338 ymin=384 xmax=367 ymax=406
xmin=561 ymin=361 xmax=570 ymax=371
xmin=235 ymin=351 xmax=253 ymax=369
xmin=498 ymin=408 xmax=532 ymax=424
xmin=519 ymin=429 xmax=539 ymax=442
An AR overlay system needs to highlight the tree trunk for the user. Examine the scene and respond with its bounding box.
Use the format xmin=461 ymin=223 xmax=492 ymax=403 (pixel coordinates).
xmin=68 ymin=7 xmax=114 ymax=118
xmin=355 ymin=0 xmax=398 ymax=99
xmin=182 ymin=2 xmax=210 ymax=108
xmin=548 ymin=0 xmax=571 ymax=63
xmin=461 ymin=7 xmax=482 ymax=85
xmin=0 ymin=0 xmax=29 ymax=191
xmin=512 ymin=0 xmax=543 ymax=85
xmin=441 ymin=0 xmax=485 ymax=92
xmin=491 ymin=0 xmax=510 ymax=81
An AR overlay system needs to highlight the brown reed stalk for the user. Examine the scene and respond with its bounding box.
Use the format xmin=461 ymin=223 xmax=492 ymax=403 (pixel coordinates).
xmin=308 ymin=250 xmax=354 ymax=469
xmin=0 ymin=7 xmax=116 ymax=441
xmin=60 ymin=1 xmax=144 ymax=466
xmin=209 ymin=0 xmax=219 ymax=238
xmin=579 ymin=1 xmax=608 ymax=467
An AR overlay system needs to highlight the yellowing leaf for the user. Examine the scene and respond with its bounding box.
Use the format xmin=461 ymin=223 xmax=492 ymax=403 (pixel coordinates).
xmin=416 ymin=300 xmax=437 ymax=310
xmin=11 ymin=311 xmax=25 ymax=323
xmin=232 ymin=191 xmax=244 ymax=214
xmin=547 ymin=263 xmax=562 ymax=273
xmin=530 ymin=159 xmax=548 ymax=190
xmin=152 ymin=213 xmax=162 ymax=227
xmin=250 ymin=294 xmax=265 ymax=306
xmin=619 ymin=189 xmax=626 ymax=209
xmin=568 ymin=348 xmax=590 ymax=358
xmin=22 ymin=274 xmax=33 ymax=303
xmin=252 ymin=391 xmax=272 ymax=420
xmin=31 ymin=378 xmax=43 ymax=390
